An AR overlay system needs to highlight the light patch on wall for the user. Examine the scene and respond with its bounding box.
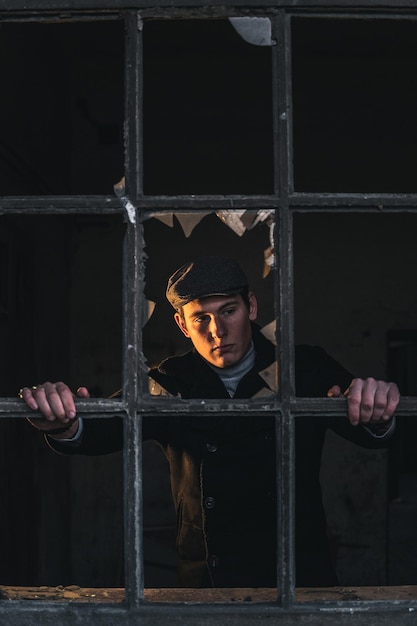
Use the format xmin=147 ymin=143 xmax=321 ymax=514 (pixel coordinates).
xmin=261 ymin=320 xmax=276 ymax=346
xmin=229 ymin=17 xmax=272 ymax=47
xmin=146 ymin=209 xmax=275 ymax=278
xmin=154 ymin=214 xmax=174 ymax=228
xmin=216 ymin=209 xmax=275 ymax=273
xmin=258 ymin=361 xmax=279 ymax=393
xmin=147 ymin=299 xmax=156 ymax=321
xmin=175 ymin=213 xmax=211 ymax=238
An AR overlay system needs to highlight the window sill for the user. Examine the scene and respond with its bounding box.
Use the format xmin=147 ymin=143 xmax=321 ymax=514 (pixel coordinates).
xmin=1 ymin=586 xmax=417 ymax=604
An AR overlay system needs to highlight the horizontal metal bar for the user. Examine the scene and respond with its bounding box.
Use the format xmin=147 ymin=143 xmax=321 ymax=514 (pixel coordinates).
xmin=3 ymin=194 xmax=417 ymax=213
xmin=0 ymin=195 xmax=279 ymax=212
xmin=0 ymin=398 xmax=127 ymax=418
xmin=2 ymin=396 xmax=415 ymax=418
xmin=2 ymin=1 xmax=417 ymax=12
xmin=0 ymin=196 xmax=125 ymax=213
xmin=0 ymin=397 xmax=281 ymax=418
xmin=1 ymin=600 xmax=417 ymax=625
xmin=290 ymin=396 xmax=417 ymax=416
xmin=0 ymin=10 xmax=121 ymax=21
xmin=290 ymin=194 xmax=417 ymax=210
xmin=134 ymin=396 xmax=282 ymax=414
xmin=137 ymin=195 xmax=279 ymax=209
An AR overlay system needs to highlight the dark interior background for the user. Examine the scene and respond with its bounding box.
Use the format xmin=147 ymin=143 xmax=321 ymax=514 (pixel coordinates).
xmin=1 ymin=16 xmax=417 ymax=589
xmin=292 ymin=17 xmax=417 ymax=193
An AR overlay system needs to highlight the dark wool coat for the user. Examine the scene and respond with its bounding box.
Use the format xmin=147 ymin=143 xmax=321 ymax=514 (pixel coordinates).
xmin=50 ymin=325 xmax=393 ymax=588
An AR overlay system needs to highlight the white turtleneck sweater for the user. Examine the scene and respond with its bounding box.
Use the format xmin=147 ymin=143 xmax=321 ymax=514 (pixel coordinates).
xmin=208 ymin=342 xmax=255 ymax=397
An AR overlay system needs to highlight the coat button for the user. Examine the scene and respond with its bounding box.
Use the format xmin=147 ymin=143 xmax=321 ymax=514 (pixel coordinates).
xmin=208 ymin=555 xmax=219 ymax=567
xmin=204 ymin=496 xmax=215 ymax=509
xmin=206 ymin=443 xmax=217 ymax=453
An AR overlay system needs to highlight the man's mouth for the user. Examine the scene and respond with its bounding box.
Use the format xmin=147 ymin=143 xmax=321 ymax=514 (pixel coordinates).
xmin=213 ymin=344 xmax=233 ymax=354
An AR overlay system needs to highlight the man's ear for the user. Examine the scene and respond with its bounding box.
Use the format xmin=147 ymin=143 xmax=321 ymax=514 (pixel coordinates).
xmin=174 ymin=312 xmax=191 ymax=338
xmin=248 ymin=292 xmax=258 ymax=321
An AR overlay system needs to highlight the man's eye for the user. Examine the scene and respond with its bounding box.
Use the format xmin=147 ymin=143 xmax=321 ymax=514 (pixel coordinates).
xmin=222 ymin=308 xmax=236 ymax=316
xmin=195 ymin=316 xmax=209 ymax=324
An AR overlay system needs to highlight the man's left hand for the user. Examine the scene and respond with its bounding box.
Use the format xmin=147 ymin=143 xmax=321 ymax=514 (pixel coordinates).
xmin=327 ymin=378 xmax=400 ymax=427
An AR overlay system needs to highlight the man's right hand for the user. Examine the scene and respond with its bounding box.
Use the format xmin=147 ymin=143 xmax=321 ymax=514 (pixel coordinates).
xmin=19 ymin=382 xmax=89 ymax=438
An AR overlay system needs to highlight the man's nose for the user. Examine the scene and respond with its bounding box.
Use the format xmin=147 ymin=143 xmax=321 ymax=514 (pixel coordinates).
xmin=210 ymin=316 xmax=226 ymax=339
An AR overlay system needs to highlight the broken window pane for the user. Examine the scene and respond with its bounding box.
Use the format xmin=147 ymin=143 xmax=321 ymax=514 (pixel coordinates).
xmin=141 ymin=209 xmax=278 ymax=597
xmin=143 ymin=210 xmax=275 ymax=376
xmin=143 ymin=20 xmax=274 ymax=195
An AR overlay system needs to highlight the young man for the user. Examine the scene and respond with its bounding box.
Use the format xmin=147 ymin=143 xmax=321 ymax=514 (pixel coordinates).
xmin=21 ymin=256 xmax=399 ymax=588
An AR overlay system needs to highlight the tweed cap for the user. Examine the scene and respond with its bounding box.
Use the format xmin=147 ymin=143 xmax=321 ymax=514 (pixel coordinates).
xmin=166 ymin=256 xmax=249 ymax=310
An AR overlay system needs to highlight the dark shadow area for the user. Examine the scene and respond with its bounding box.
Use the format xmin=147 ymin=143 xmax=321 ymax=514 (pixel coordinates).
xmin=0 ymin=18 xmax=273 ymax=197
xmin=4 ymin=17 xmax=417 ymax=196
xmin=387 ymin=331 xmax=417 ymax=584
xmin=0 ymin=21 xmax=124 ymax=195
xmin=143 ymin=19 xmax=274 ymax=195
xmin=292 ymin=17 xmax=417 ymax=193
xmin=0 ymin=215 xmax=124 ymax=586
xmin=294 ymin=213 xmax=417 ymax=586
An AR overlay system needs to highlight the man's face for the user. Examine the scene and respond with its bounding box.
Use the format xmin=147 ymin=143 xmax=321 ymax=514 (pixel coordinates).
xmin=174 ymin=293 xmax=258 ymax=368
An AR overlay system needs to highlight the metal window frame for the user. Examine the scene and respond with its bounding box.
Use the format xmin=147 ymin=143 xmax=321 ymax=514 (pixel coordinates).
xmin=1 ymin=4 xmax=417 ymax=625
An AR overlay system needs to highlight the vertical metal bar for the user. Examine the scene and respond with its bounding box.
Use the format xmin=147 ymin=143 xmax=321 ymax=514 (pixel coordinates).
xmin=123 ymin=10 xmax=143 ymax=608
xmin=285 ymin=13 xmax=295 ymax=195
xmin=125 ymin=10 xmax=141 ymax=200
xmin=272 ymin=10 xmax=295 ymax=392
xmin=273 ymin=10 xmax=295 ymax=398
xmin=123 ymin=213 xmax=143 ymax=608
xmin=272 ymin=10 xmax=296 ymax=608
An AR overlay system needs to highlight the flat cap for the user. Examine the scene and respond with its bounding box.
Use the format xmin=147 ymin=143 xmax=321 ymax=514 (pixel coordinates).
xmin=166 ymin=256 xmax=249 ymax=310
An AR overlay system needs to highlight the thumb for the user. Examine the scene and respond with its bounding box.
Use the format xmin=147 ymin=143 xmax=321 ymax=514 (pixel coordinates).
xmin=327 ymin=385 xmax=343 ymax=398
xmin=76 ymin=386 xmax=90 ymax=399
